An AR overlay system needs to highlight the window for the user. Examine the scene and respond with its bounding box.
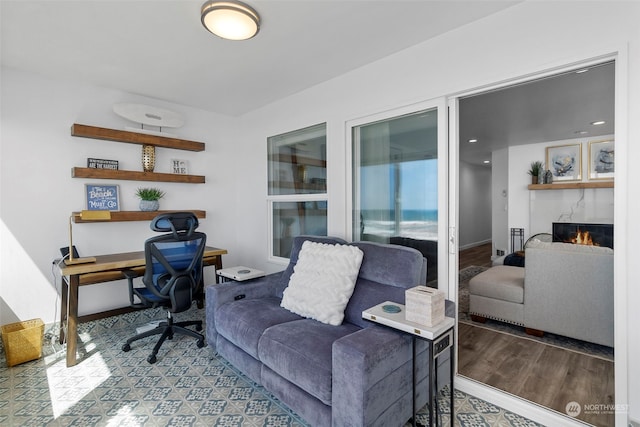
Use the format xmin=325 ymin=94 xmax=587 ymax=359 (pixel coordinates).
xmin=268 ymin=123 xmax=327 ymax=260
xmin=352 ymin=109 xmax=439 ymax=283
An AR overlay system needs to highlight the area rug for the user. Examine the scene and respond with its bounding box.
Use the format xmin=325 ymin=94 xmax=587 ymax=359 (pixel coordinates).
xmin=0 ymin=304 xmax=545 ymax=427
xmin=458 ymin=265 xmax=614 ymax=362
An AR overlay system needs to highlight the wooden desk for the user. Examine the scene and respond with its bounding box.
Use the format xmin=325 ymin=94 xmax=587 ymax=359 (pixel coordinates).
xmin=58 ymin=246 xmax=227 ymax=367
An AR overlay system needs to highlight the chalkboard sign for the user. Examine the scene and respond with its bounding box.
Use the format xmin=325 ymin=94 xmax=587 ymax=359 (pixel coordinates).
xmin=85 ymin=184 xmax=120 ymax=211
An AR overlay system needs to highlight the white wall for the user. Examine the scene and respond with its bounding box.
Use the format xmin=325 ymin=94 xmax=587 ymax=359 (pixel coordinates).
xmin=2 ymin=1 xmax=639 ymax=424
xmin=507 ymin=135 xmax=615 ymax=242
xmin=231 ymin=2 xmax=639 ymax=424
xmin=459 ymin=161 xmax=491 ymax=249
xmin=492 ymin=148 xmax=509 ymax=255
xmin=0 ymin=68 xmax=241 ymax=321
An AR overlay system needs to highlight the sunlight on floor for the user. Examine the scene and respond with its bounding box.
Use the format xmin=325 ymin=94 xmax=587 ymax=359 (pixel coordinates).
xmin=46 ymin=350 xmax=111 ymax=418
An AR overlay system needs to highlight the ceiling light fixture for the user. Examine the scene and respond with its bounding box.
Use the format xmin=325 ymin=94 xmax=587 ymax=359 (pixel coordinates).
xmin=468 ymin=139 xmax=478 ymax=144
xmin=201 ymin=1 xmax=260 ymax=41
xmin=591 ymin=120 xmax=606 ymax=126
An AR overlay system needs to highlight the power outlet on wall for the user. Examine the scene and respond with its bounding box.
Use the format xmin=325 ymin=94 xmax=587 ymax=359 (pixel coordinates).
xmin=496 ymin=249 xmax=505 ymax=256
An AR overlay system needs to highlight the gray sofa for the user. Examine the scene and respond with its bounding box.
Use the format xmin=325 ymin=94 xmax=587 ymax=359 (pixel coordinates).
xmin=469 ymin=241 xmax=613 ymax=347
xmin=206 ymin=235 xmax=453 ymax=426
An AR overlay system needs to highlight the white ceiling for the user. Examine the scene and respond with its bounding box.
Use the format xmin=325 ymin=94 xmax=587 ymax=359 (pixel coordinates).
xmin=459 ymin=61 xmax=615 ymax=166
xmin=1 ymin=0 xmax=519 ymax=116
xmin=2 ymin=1 xmax=614 ymax=157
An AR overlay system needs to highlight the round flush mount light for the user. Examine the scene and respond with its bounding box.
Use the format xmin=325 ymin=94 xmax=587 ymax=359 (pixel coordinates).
xmin=201 ymin=1 xmax=260 ymax=41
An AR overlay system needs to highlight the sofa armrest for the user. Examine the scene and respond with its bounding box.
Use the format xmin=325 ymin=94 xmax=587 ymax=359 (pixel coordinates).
xmin=332 ymin=325 xmax=414 ymax=427
xmin=205 ymin=272 xmax=283 ymax=349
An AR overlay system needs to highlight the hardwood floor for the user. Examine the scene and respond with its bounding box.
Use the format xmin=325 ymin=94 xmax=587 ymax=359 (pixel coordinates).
xmin=458 ymin=243 xmax=615 ymax=427
xmin=459 ymin=242 xmax=493 ymax=270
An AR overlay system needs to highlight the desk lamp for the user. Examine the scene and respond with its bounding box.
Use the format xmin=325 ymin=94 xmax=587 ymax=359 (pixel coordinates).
xmin=65 ymin=210 xmax=112 ymax=265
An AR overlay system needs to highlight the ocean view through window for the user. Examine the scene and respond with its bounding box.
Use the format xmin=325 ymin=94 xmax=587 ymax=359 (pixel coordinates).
xmin=353 ymin=109 xmax=439 ymax=284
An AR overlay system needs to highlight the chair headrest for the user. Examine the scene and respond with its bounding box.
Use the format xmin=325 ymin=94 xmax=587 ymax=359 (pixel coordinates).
xmin=151 ymin=212 xmax=199 ymax=237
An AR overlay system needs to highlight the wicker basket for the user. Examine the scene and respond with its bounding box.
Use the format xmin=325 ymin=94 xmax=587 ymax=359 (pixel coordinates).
xmin=1 ymin=318 xmax=44 ymax=367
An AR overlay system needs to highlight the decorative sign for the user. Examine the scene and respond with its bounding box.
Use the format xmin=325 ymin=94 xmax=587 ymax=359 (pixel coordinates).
xmin=171 ymin=159 xmax=189 ymax=174
xmin=87 ymin=158 xmax=119 ymax=170
xmin=85 ymin=184 xmax=120 ymax=211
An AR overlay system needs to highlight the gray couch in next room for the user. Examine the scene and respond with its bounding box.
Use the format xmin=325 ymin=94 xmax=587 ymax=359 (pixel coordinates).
xmin=206 ymin=235 xmax=454 ymax=426
xmin=470 ymin=241 xmax=614 ymax=347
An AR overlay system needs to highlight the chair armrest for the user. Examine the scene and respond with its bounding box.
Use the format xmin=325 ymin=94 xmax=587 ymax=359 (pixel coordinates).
xmin=332 ymin=326 xmax=413 ymax=426
xmin=205 ymin=272 xmax=283 ymax=349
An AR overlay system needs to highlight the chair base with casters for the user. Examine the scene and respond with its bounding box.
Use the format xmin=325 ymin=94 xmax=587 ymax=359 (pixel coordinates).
xmin=121 ymin=310 xmax=205 ymax=364
xmin=121 ymin=212 xmax=207 ymax=364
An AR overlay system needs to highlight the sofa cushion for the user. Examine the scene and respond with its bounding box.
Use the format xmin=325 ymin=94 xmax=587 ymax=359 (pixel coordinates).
xmin=215 ymin=297 xmax=302 ymax=359
xmin=258 ymin=318 xmax=361 ymax=405
xmin=469 ymin=265 xmax=524 ymax=304
xmin=281 ymin=241 xmax=364 ymax=325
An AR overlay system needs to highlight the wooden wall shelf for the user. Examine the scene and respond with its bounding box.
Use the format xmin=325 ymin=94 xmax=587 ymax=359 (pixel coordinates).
xmin=528 ymin=181 xmax=614 ymax=190
xmin=72 ymin=167 xmax=205 ymax=183
xmin=71 ymin=123 xmax=205 ymax=152
xmin=73 ymin=210 xmax=206 ymax=223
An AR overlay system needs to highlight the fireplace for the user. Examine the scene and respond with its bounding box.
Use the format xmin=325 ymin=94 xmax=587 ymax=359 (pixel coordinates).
xmin=552 ymin=222 xmax=614 ymax=249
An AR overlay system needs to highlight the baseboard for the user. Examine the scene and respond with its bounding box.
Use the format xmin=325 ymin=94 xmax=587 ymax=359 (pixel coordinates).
xmin=459 ymin=239 xmax=491 ymax=251
xmin=455 ymin=376 xmax=589 ymax=427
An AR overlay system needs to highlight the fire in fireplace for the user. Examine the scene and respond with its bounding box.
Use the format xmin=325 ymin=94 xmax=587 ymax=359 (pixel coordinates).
xmin=552 ymin=222 xmax=614 ymax=249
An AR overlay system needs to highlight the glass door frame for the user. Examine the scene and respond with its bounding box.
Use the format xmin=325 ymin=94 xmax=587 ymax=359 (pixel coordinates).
xmin=346 ymin=97 xmax=450 ymax=295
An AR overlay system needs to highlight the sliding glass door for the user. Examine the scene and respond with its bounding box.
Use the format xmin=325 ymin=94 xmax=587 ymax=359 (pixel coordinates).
xmin=350 ymin=100 xmax=449 ymax=291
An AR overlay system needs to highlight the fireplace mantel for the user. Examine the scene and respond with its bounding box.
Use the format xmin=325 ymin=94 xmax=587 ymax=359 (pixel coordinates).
xmin=528 ymin=181 xmax=613 ymax=190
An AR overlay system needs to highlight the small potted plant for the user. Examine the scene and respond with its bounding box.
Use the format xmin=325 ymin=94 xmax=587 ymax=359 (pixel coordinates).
xmin=135 ymin=187 xmax=165 ymax=212
xmin=528 ymin=161 xmax=544 ymax=185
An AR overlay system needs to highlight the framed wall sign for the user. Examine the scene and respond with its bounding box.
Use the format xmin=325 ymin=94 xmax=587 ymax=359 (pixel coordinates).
xmin=588 ymin=139 xmax=614 ymax=180
xmin=87 ymin=158 xmax=119 ymax=170
xmin=85 ymin=184 xmax=120 ymax=211
xmin=546 ymin=143 xmax=582 ymax=182
xmin=171 ymin=159 xmax=189 ymax=174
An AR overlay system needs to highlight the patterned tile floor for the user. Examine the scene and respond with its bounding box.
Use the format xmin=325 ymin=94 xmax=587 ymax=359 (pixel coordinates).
xmin=0 ymin=305 xmax=545 ymax=426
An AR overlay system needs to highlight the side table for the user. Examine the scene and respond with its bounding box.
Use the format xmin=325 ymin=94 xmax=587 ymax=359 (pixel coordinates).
xmin=216 ymin=266 xmax=265 ymax=283
xmin=363 ymin=301 xmax=455 ymax=427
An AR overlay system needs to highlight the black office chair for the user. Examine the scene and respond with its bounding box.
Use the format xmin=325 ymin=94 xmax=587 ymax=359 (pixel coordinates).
xmin=122 ymin=212 xmax=207 ymax=364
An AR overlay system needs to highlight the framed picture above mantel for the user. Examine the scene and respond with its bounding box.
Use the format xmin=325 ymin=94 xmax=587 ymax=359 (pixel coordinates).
xmin=546 ymin=143 xmax=582 ymax=182
xmin=588 ymin=139 xmax=614 ymax=181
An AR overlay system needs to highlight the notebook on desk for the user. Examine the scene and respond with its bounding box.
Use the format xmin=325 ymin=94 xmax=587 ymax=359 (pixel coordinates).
xmin=217 ymin=266 xmax=265 ymax=282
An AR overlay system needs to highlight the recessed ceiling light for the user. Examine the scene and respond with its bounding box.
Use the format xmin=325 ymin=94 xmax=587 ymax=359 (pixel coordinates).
xmin=574 ymin=130 xmax=588 ymax=135
xmin=483 ymin=160 xmax=490 ymax=164
xmin=591 ymin=120 xmax=606 ymax=126
xmin=575 ymin=68 xmax=590 ymax=74
xmin=468 ymin=139 xmax=478 ymax=144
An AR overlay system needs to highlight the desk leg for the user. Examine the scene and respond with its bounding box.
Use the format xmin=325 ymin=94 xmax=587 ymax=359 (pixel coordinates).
xmin=66 ymin=274 xmax=79 ymax=367
xmin=59 ymin=275 xmax=68 ymax=344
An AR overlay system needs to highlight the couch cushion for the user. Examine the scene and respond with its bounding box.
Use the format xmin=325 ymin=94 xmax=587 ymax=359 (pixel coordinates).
xmin=469 ymin=266 xmax=524 ymax=303
xmin=281 ymin=241 xmax=364 ymax=325
xmin=258 ymin=319 xmax=361 ymax=405
xmin=215 ymin=297 xmax=302 ymax=359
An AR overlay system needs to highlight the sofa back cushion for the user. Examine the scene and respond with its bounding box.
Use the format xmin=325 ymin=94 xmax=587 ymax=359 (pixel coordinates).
xmin=276 ymin=236 xmax=426 ymax=328
xmin=345 ymin=241 xmax=425 ymax=328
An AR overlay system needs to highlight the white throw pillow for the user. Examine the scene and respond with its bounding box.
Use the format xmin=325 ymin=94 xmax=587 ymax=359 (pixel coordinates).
xmin=281 ymin=241 xmax=364 ymax=326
